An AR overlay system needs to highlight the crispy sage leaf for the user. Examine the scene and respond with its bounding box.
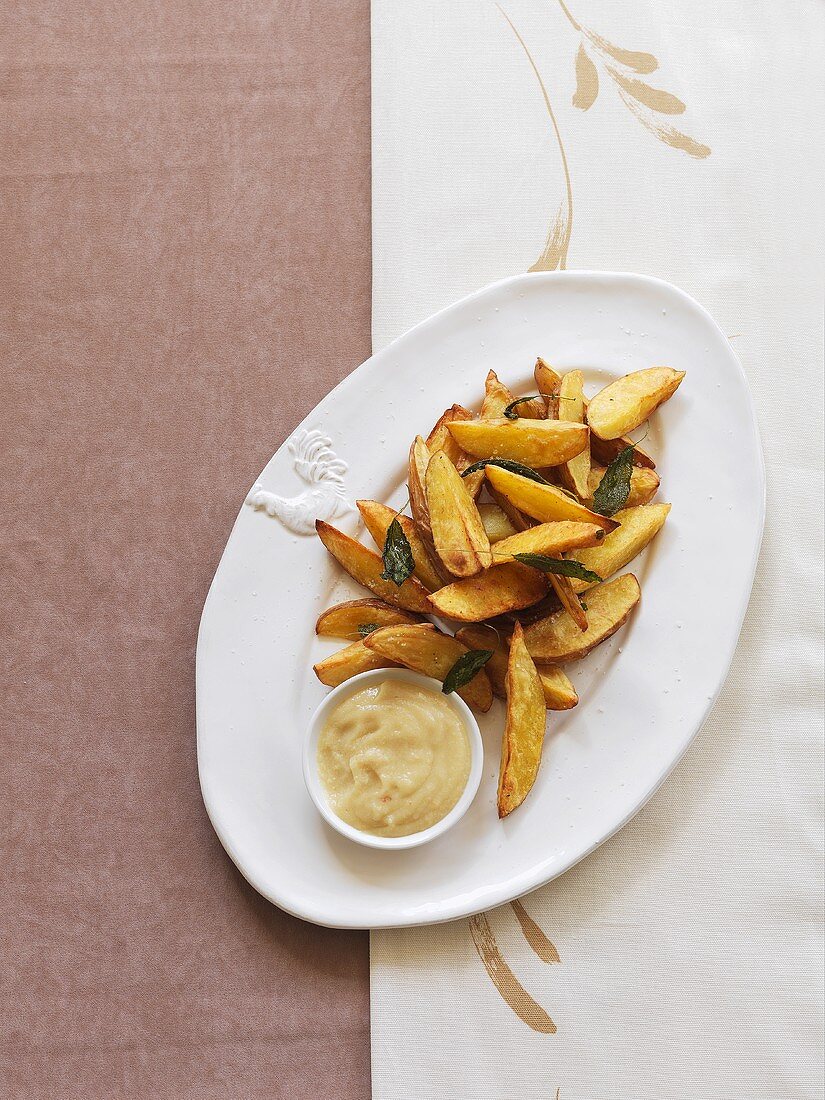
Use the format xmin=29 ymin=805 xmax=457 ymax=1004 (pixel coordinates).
xmin=380 ymin=518 xmax=415 ymax=586
xmin=503 ymin=394 xmax=544 ymax=420
xmin=513 ymin=553 xmax=603 ymax=585
xmin=357 ymin=622 xmax=380 ymax=637
xmin=461 ymin=458 xmax=549 ymax=485
xmin=592 ymin=445 xmax=635 ymax=516
xmin=442 ymin=648 xmax=493 ymax=695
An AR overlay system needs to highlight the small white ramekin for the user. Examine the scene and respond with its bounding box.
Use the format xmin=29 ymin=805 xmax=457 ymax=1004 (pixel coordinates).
xmin=304 ymin=667 xmax=483 ymax=850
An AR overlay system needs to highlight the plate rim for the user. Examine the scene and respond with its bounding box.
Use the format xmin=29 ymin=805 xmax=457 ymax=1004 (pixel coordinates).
xmin=196 ymin=269 xmax=766 ymax=929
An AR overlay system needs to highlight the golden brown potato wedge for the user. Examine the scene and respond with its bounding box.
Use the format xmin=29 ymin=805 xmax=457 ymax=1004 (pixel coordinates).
xmin=587 ymin=367 xmax=685 ymax=439
xmin=498 ymin=622 xmax=547 ymax=817
xmin=523 ymin=574 xmax=640 ymax=663
xmin=588 ymin=464 xmax=660 ymax=508
xmin=490 ymin=521 xmax=605 ymax=562
xmin=477 ymin=502 xmax=519 ymax=544
xmin=428 ymin=562 xmax=548 ymax=622
xmin=315 ymin=520 xmax=432 ymax=613
xmin=313 ymin=640 xmax=398 ymax=687
xmin=315 ymin=598 xmax=425 ymax=640
xmin=590 ymin=433 xmax=656 ymax=470
xmin=486 ymin=464 xmax=619 ymax=533
xmin=427 ymin=405 xmax=484 ymax=497
xmin=558 ymin=370 xmax=590 ymax=500
xmin=408 ymin=435 xmax=435 ymax=542
xmin=480 ymin=370 xmax=514 ymax=419
xmin=447 ymin=418 xmax=588 ymax=468
xmin=481 ymin=370 xmax=545 ymax=420
xmin=537 ymin=665 xmax=578 ymax=710
xmin=534 ymin=358 xmax=561 ymax=418
xmin=547 ymin=573 xmax=588 ymax=632
xmin=363 ymin=623 xmax=493 ymax=712
xmin=455 ymin=626 xmax=577 ymax=711
xmin=568 ymin=504 xmax=670 ymax=592
xmin=357 ymin=500 xmax=443 ymax=591
xmin=425 ymin=450 xmax=491 ymax=577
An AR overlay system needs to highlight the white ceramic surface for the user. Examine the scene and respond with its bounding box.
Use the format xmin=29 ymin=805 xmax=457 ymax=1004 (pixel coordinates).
xmin=196 ymin=271 xmax=765 ymax=929
xmin=303 ymin=668 xmax=484 ymax=851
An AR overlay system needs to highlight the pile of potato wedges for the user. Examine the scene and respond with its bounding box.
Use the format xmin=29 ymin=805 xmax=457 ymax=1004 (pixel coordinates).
xmin=314 ymin=361 xmax=684 ymax=818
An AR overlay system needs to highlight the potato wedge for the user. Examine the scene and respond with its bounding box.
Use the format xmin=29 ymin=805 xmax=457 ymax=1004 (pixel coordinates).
xmin=587 ymin=367 xmax=685 ymax=439
xmin=481 ymin=370 xmax=514 ymax=419
xmin=481 ymin=370 xmax=545 ymax=420
xmin=534 ymin=358 xmax=561 ymax=418
xmin=456 ymin=626 xmax=577 ymax=710
xmin=537 ymin=665 xmax=578 ymax=710
xmin=523 ymin=574 xmax=640 ymax=663
xmin=486 ymin=464 xmax=619 ymax=533
xmin=498 ymin=622 xmax=547 ymax=817
xmin=313 ymin=640 xmax=398 ymax=687
xmin=447 ymin=418 xmax=588 ymax=468
xmin=425 ymin=450 xmax=491 ymax=577
xmin=558 ymin=370 xmax=590 ymax=499
xmin=408 ymin=435 xmax=435 ymax=543
xmin=490 ymin=521 xmax=605 ymax=562
xmin=315 ymin=520 xmax=432 ymax=613
xmin=590 ymin=433 xmax=656 ymax=471
xmin=428 ymin=562 xmax=548 ymax=622
xmin=488 ymin=486 xmax=533 ymax=533
xmin=315 ymin=598 xmax=424 ymax=640
xmin=363 ymin=623 xmax=493 ymax=712
xmin=547 ymin=573 xmax=588 ymax=632
xmin=357 ymin=500 xmax=443 ymax=591
xmin=478 ymin=502 xmax=519 ymax=544
xmin=588 ymin=464 xmax=660 ymax=508
xmin=427 ymin=405 xmax=484 ymax=497
xmin=568 ymin=504 xmax=670 ymax=592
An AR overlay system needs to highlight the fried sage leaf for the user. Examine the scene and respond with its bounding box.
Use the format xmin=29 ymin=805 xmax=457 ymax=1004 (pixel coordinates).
xmin=380 ymin=517 xmax=415 ymax=586
xmin=592 ymin=446 xmax=635 ymax=517
xmin=513 ymin=553 xmax=603 ymax=585
xmin=461 ymin=458 xmax=549 ymax=485
xmin=442 ymin=648 xmax=494 ymax=696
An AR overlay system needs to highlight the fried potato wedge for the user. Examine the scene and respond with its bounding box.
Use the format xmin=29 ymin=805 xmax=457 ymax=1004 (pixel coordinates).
xmin=357 ymin=499 xmax=443 ymax=591
xmin=558 ymin=370 xmax=590 ymax=499
xmin=490 ymin=521 xmax=605 ymax=562
xmin=488 ymin=486 xmax=533 ymax=533
xmin=588 ymin=464 xmax=660 ymax=508
xmin=478 ymin=502 xmax=519 ymax=544
xmin=568 ymin=504 xmax=670 ymax=592
xmin=481 ymin=370 xmax=514 ymax=419
xmin=425 ymin=450 xmax=491 ymax=577
xmin=590 ymin=433 xmax=656 ymax=470
xmin=315 ymin=520 xmax=432 ymax=613
xmin=587 ymin=367 xmax=685 ymax=439
xmin=408 ymin=435 xmax=435 ymax=542
xmin=498 ymin=623 xmax=547 ymax=817
xmin=447 ymin=418 xmax=588 ymax=468
xmin=482 ymin=370 xmax=545 ymax=420
xmin=456 ymin=626 xmax=577 ymax=710
xmin=534 ymin=358 xmax=561 ymax=418
xmin=313 ymin=640 xmax=398 ymax=687
xmin=427 ymin=405 xmax=484 ymax=497
xmin=523 ymin=573 xmax=640 ymax=663
xmin=428 ymin=562 xmax=548 ymax=622
xmin=315 ymin=598 xmax=425 ymax=640
xmin=486 ymin=464 xmax=619 ymax=533
xmin=363 ymin=623 xmax=493 ymax=712
xmin=547 ymin=573 xmax=588 ymax=632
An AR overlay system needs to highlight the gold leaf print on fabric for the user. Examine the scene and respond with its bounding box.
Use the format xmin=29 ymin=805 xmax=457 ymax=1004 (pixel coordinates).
xmin=616 ymin=87 xmax=711 ymax=158
xmin=606 ymin=66 xmax=686 ymax=115
xmin=510 ymin=899 xmax=561 ymax=964
xmin=469 ymin=912 xmax=558 ymax=1034
xmin=573 ymin=44 xmax=599 ymax=111
xmin=558 ymin=0 xmax=658 ymax=73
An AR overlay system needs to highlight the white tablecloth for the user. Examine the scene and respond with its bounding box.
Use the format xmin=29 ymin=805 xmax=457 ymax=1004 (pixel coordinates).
xmin=370 ymin=2 xmax=824 ymax=1097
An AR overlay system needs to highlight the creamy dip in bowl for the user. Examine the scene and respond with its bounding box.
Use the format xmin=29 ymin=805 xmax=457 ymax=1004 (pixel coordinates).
xmin=304 ymin=668 xmax=483 ymax=850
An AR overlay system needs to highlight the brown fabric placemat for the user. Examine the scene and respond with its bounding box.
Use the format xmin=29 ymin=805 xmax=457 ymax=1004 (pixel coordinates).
xmin=0 ymin=3 xmax=371 ymax=1097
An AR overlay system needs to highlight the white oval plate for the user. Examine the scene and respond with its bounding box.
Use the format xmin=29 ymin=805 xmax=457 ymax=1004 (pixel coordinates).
xmin=196 ymin=272 xmax=765 ymax=929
